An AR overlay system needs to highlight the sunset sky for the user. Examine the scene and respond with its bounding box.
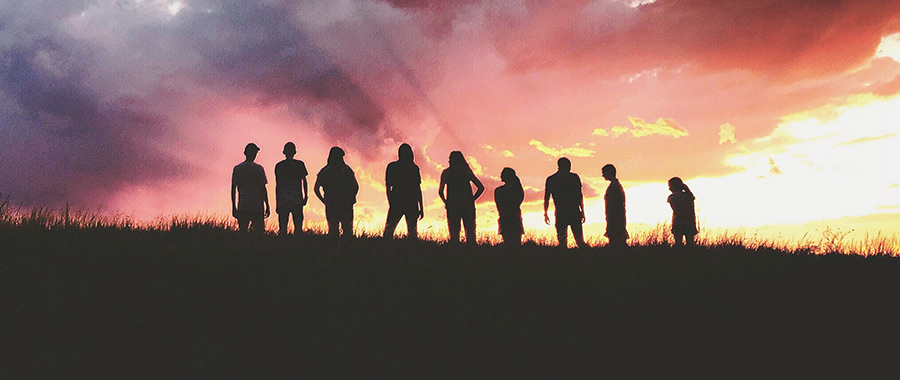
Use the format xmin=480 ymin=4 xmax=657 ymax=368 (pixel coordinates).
xmin=1 ymin=0 xmax=899 ymax=245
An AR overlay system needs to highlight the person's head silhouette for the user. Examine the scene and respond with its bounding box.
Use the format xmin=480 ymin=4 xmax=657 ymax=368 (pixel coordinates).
xmin=668 ymin=177 xmax=685 ymax=192
xmin=602 ymin=164 xmax=617 ymax=180
xmin=557 ymin=157 xmax=571 ymax=173
xmin=244 ymin=143 xmax=260 ymax=161
xmin=501 ymin=167 xmax=519 ymax=184
xmin=398 ymin=143 xmax=414 ymax=162
xmin=328 ymin=146 xmax=346 ymax=166
xmin=283 ymin=142 xmax=296 ymax=158
xmin=449 ymin=151 xmax=468 ymax=170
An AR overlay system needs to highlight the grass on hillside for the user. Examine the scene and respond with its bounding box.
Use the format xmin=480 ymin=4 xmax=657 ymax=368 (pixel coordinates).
xmin=2 ymin=203 xmax=900 ymax=377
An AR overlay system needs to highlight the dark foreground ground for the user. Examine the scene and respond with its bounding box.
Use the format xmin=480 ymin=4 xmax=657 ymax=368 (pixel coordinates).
xmin=2 ymin=226 xmax=900 ymax=378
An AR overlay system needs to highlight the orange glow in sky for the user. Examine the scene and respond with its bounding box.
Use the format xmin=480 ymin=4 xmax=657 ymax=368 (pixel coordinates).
xmin=2 ymin=2 xmax=899 ymax=248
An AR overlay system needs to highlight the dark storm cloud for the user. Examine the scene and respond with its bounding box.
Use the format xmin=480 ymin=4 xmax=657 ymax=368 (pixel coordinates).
xmin=0 ymin=36 xmax=185 ymax=206
xmin=177 ymin=1 xmax=396 ymax=146
xmin=0 ymin=0 xmax=411 ymax=206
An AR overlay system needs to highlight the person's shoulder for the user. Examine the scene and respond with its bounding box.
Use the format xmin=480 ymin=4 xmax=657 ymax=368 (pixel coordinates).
xmin=386 ymin=160 xmax=399 ymax=171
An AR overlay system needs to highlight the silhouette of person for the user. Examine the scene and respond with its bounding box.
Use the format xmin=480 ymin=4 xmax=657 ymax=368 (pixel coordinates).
xmin=275 ymin=142 xmax=308 ymax=235
xmin=231 ymin=143 xmax=270 ymax=233
xmin=544 ymin=158 xmax=588 ymax=248
xmin=439 ymin=151 xmax=485 ymax=244
xmin=667 ymin=177 xmax=698 ymax=246
xmin=495 ymin=167 xmax=524 ymax=246
xmin=314 ymin=147 xmax=359 ymax=239
xmin=602 ymin=164 xmax=629 ymax=247
xmin=384 ymin=143 xmax=424 ymax=239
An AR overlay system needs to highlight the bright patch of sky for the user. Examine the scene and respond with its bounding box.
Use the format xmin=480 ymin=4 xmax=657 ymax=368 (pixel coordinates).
xmin=877 ymin=33 xmax=900 ymax=62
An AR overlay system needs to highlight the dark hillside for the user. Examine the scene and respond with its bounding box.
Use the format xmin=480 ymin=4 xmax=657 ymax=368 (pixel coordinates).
xmin=2 ymin=226 xmax=900 ymax=378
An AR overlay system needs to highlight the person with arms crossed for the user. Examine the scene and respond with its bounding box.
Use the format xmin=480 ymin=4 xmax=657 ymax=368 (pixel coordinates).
xmin=667 ymin=177 xmax=698 ymax=246
xmin=602 ymin=164 xmax=629 ymax=247
xmin=314 ymin=146 xmax=359 ymax=239
xmin=495 ymin=167 xmax=525 ymax=246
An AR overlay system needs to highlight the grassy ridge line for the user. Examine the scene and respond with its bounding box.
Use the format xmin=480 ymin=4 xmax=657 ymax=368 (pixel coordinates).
xmin=2 ymin=224 xmax=900 ymax=377
xmin=1 ymin=201 xmax=898 ymax=255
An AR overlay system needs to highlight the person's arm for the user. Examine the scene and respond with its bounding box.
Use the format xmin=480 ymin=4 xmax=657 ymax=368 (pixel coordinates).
xmin=578 ymin=176 xmax=585 ymax=223
xmin=438 ymin=172 xmax=448 ymax=205
xmin=350 ymin=169 xmax=359 ymax=199
xmin=543 ymin=178 xmax=551 ymax=225
xmin=231 ymin=172 xmax=238 ymax=218
xmin=471 ymin=173 xmax=485 ymax=201
xmin=262 ymin=183 xmax=270 ymax=218
xmin=384 ymin=166 xmax=392 ymax=205
xmin=314 ymin=177 xmax=325 ymax=204
xmin=301 ymin=177 xmax=308 ymax=206
xmin=494 ymin=187 xmax=502 ymax=233
xmin=261 ymin=168 xmax=270 ymax=218
xmin=416 ymin=176 xmax=424 ymax=220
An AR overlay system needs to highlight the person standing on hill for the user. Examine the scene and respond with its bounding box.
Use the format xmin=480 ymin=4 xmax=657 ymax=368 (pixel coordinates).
xmin=439 ymin=151 xmax=485 ymax=244
xmin=315 ymin=147 xmax=359 ymax=239
xmin=275 ymin=142 xmax=308 ymax=235
xmin=544 ymin=157 xmax=588 ymax=248
xmin=231 ymin=143 xmax=270 ymax=233
xmin=602 ymin=164 xmax=629 ymax=247
xmin=667 ymin=177 xmax=698 ymax=246
xmin=384 ymin=143 xmax=424 ymax=239
xmin=495 ymin=167 xmax=525 ymax=246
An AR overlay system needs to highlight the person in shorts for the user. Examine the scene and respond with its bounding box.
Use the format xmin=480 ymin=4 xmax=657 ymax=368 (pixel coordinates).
xmin=231 ymin=143 xmax=270 ymax=233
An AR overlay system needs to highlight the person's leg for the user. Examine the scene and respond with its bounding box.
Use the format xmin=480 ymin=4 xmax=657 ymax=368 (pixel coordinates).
xmin=341 ymin=206 xmax=354 ymax=238
xmin=463 ymin=207 xmax=476 ymax=244
xmin=250 ymin=212 xmax=265 ymax=234
xmin=383 ymin=208 xmax=402 ymax=239
xmin=405 ymin=210 xmax=418 ymax=240
xmin=555 ymin=221 xmax=568 ymax=248
xmin=502 ymin=232 xmax=522 ymax=246
xmin=447 ymin=208 xmax=461 ymax=243
xmin=278 ymin=211 xmax=289 ymax=235
xmin=571 ymin=222 xmax=587 ymax=248
xmin=326 ymin=207 xmax=340 ymax=238
xmin=292 ymin=206 xmax=304 ymax=234
xmin=236 ymin=211 xmax=250 ymax=232
xmin=686 ymin=233 xmax=696 ymax=246
xmin=673 ymin=233 xmax=684 ymax=246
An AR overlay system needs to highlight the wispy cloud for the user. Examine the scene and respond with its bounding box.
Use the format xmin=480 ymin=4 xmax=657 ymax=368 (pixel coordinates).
xmin=718 ymin=123 xmax=737 ymax=144
xmin=606 ymin=117 xmax=690 ymax=138
xmin=529 ymin=139 xmax=595 ymax=158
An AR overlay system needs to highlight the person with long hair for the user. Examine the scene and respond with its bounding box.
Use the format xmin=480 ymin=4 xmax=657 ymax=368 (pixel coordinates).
xmin=439 ymin=151 xmax=485 ymax=244
xmin=495 ymin=167 xmax=524 ymax=245
xmin=384 ymin=143 xmax=424 ymax=239
xmin=667 ymin=177 xmax=697 ymax=246
xmin=314 ymin=147 xmax=359 ymax=239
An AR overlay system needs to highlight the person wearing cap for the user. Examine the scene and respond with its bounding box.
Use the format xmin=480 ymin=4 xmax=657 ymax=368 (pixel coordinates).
xmin=275 ymin=142 xmax=308 ymax=235
xmin=314 ymin=146 xmax=359 ymax=239
xmin=383 ymin=143 xmax=424 ymax=239
xmin=231 ymin=143 xmax=270 ymax=233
